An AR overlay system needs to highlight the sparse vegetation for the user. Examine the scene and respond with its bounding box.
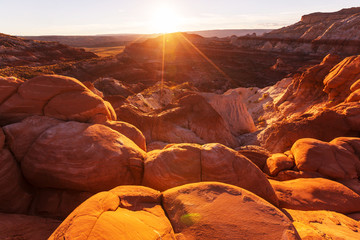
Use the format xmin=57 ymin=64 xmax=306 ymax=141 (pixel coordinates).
xmin=257 ymin=116 xmax=266 ymax=125
xmin=264 ymin=102 xmax=272 ymax=110
xmin=83 ymin=46 xmax=125 ymax=57
xmin=257 ymin=93 xmax=269 ymax=102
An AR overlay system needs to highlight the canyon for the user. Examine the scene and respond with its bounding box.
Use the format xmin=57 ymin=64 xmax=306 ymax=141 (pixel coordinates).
xmin=1 ymin=7 xmax=360 ymax=240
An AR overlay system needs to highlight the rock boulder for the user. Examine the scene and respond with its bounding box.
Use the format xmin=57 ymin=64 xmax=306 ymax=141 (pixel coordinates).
xmin=22 ymin=122 xmax=145 ymax=192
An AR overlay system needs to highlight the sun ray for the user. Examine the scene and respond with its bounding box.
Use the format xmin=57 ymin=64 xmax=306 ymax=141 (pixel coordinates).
xmin=178 ymin=33 xmax=234 ymax=84
xmin=125 ymin=34 xmax=147 ymax=47
xmin=161 ymin=33 xmax=166 ymax=97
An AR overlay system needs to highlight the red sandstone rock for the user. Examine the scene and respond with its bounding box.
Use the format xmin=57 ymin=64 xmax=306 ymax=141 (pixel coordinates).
xmin=347 ymin=212 xmax=360 ymax=221
xmin=323 ymin=55 xmax=360 ymax=101
xmin=143 ymin=143 xmax=278 ymax=205
xmin=0 ymin=33 xmax=96 ymax=69
xmin=147 ymin=141 xmax=169 ymax=151
xmin=268 ymin=54 xmax=339 ymax=119
xmin=331 ymin=137 xmax=360 ymax=158
xmin=116 ymin=93 xmax=239 ymax=148
xmin=49 ymin=186 xmax=175 ymax=239
xmin=103 ymin=120 xmax=146 ymax=151
xmin=168 ymin=94 xmax=239 ymax=147
xmin=162 ymin=182 xmax=299 ymax=239
xmin=22 ymin=122 xmax=145 ymax=192
xmin=143 ymin=144 xmax=202 ymax=191
xmin=236 ymin=8 xmax=360 ymax=55
xmin=291 ymin=138 xmax=360 ymax=179
xmin=0 ymin=213 xmax=61 ymax=240
xmin=264 ymin=153 xmax=294 ymax=176
xmin=30 ymin=189 xmax=93 ymax=219
xmin=82 ymin=81 xmax=104 ymax=98
xmin=93 ymin=77 xmax=132 ymax=97
xmin=346 ymin=89 xmax=360 ymax=103
xmin=255 ymin=54 xmax=360 ymax=153
xmin=19 ymin=75 xmax=87 ymax=100
xmin=201 ymin=143 xmax=278 ymax=205
xmin=3 ymin=116 xmax=62 ymax=161
xmin=0 ymin=128 xmax=4 ymax=149
xmin=284 ymin=209 xmax=360 ymax=240
xmin=200 ymin=91 xmax=256 ymax=135
xmin=261 ymin=102 xmax=355 ymax=154
xmin=0 ymin=148 xmax=32 ymax=214
xmin=275 ymin=170 xmax=324 ymax=181
xmin=0 ymin=75 xmax=116 ymax=125
xmin=350 ymin=79 xmax=360 ymax=92
xmin=270 ymin=178 xmax=360 ymax=213
xmin=338 ymin=179 xmax=360 ymax=196
xmin=0 ymin=76 xmax=23 ymax=104
xmin=236 ymin=145 xmax=271 ymax=169
xmin=0 ymin=92 xmax=44 ymax=124
xmin=341 ymin=102 xmax=360 ymax=131
xmin=44 ymin=90 xmax=114 ymax=123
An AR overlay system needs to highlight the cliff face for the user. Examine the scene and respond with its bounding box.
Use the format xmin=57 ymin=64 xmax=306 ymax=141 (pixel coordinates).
xmin=233 ymin=7 xmax=360 ymax=56
xmin=266 ymin=7 xmax=360 ymax=40
xmin=0 ymin=33 xmax=97 ymax=68
xmin=301 ymin=7 xmax=360 ymax=25
xmin=235 ymin=53 xmax=360 ymax=154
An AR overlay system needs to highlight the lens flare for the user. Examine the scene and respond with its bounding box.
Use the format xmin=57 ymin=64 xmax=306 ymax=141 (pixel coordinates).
xmin=180 ymin=213 xmax=202 ymax=226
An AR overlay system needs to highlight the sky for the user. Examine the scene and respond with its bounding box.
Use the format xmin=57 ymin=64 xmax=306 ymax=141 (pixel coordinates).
xmin=0 ymin=0 xmax=359 ymax=35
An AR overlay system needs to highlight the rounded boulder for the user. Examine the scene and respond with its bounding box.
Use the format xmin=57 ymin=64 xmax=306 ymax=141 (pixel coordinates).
xmin=22 ymin=122 xmax=146 ymax=192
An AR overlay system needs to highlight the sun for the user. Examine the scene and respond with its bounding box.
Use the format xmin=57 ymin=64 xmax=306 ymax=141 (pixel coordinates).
xmin=151 ymin=5 xmax=181 ymax=33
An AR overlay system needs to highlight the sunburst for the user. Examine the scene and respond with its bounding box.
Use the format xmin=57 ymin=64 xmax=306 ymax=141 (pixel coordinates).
xmin=152 ymin=5 xmax=181 ymax=33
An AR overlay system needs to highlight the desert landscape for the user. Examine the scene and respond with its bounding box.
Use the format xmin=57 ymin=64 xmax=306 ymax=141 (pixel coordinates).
xmin=1 ymin=2 xmax=360 ymax=240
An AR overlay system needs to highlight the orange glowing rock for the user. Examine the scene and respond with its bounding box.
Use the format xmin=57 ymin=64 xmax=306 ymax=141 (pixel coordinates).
xmin=49 ymin=186 xmax=176 ymax=240
xmin=270 ymin=178 xmax=360 ymax=213
xmin=0 ymin=75 xmax=116 ymax=125
xmin=143 ymin=143 xmax=278 ymax=206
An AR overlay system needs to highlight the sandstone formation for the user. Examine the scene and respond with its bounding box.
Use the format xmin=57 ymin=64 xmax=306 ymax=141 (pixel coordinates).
xmin=29 ymin=188 xmax=93 ymax=219
xmin=2 ymin=7 xmax=360 ymax=239
xmin=0 ymin=75 xmax=116 ymax=125
xmin=103 ymin=120 xmax=147 ymax=151
xmin=22 ymin=121 xmax=145 ymax=192
xmin=124 ymin=32 xmax=313 ymax=91
xmin=254 ymin=136 xmax=360 ymax=181
xmin=115 ymin=92 xmax=240 ymax=148
xmin=248 ymin=53 xmax=360 ymax=153
xmin=270 ymin=178 xmax=360 ymax=214
xmin=51 ymin=183 xmax=299 ymax=240
xmin=323 ymin=55 xmax=360 ymax=101
xmin=143 ymin=144 xmax=201 ymax=191
xmin=236 ymin=145 xmax=271 ymax=169
xmin=200 ymin=91 xmax=256 ymax=135
xmin=264 ymin=153 xmax=294 ymax=176
xmin=0 ymin=74 xmax=149 ymax=220
xmin=3 ymin=115 xmax=62 ymax=161
xmin=50 ymin=186 xmax=175 ymax=240
xmin=0 ymin=148 xmax=32 ymax=213
xmin=163 ymin=182 xmax=299 ymax=240
xmin=0 ymin=213 xmax=61 ymax=240
xmin=93 ymin=77 xmax=132 ymax=97
xmin=291 ymin=138 xmax=360 ymax=179
xmin=284 ymin=209 xmax=360 ymax=240
xmin=143 ymin=143 xmax=278 ymax=205
xmin=232 ymin=7 xmax=360 ymax=55
xmin=0 ymin=33 xmax=96 ymax=68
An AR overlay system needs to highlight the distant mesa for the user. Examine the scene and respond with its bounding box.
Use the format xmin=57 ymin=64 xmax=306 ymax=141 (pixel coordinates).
xmin=233 ymin=7 xmax=360 ymax=55
xmin=0 ymin=33 xmax=97 ymax=68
